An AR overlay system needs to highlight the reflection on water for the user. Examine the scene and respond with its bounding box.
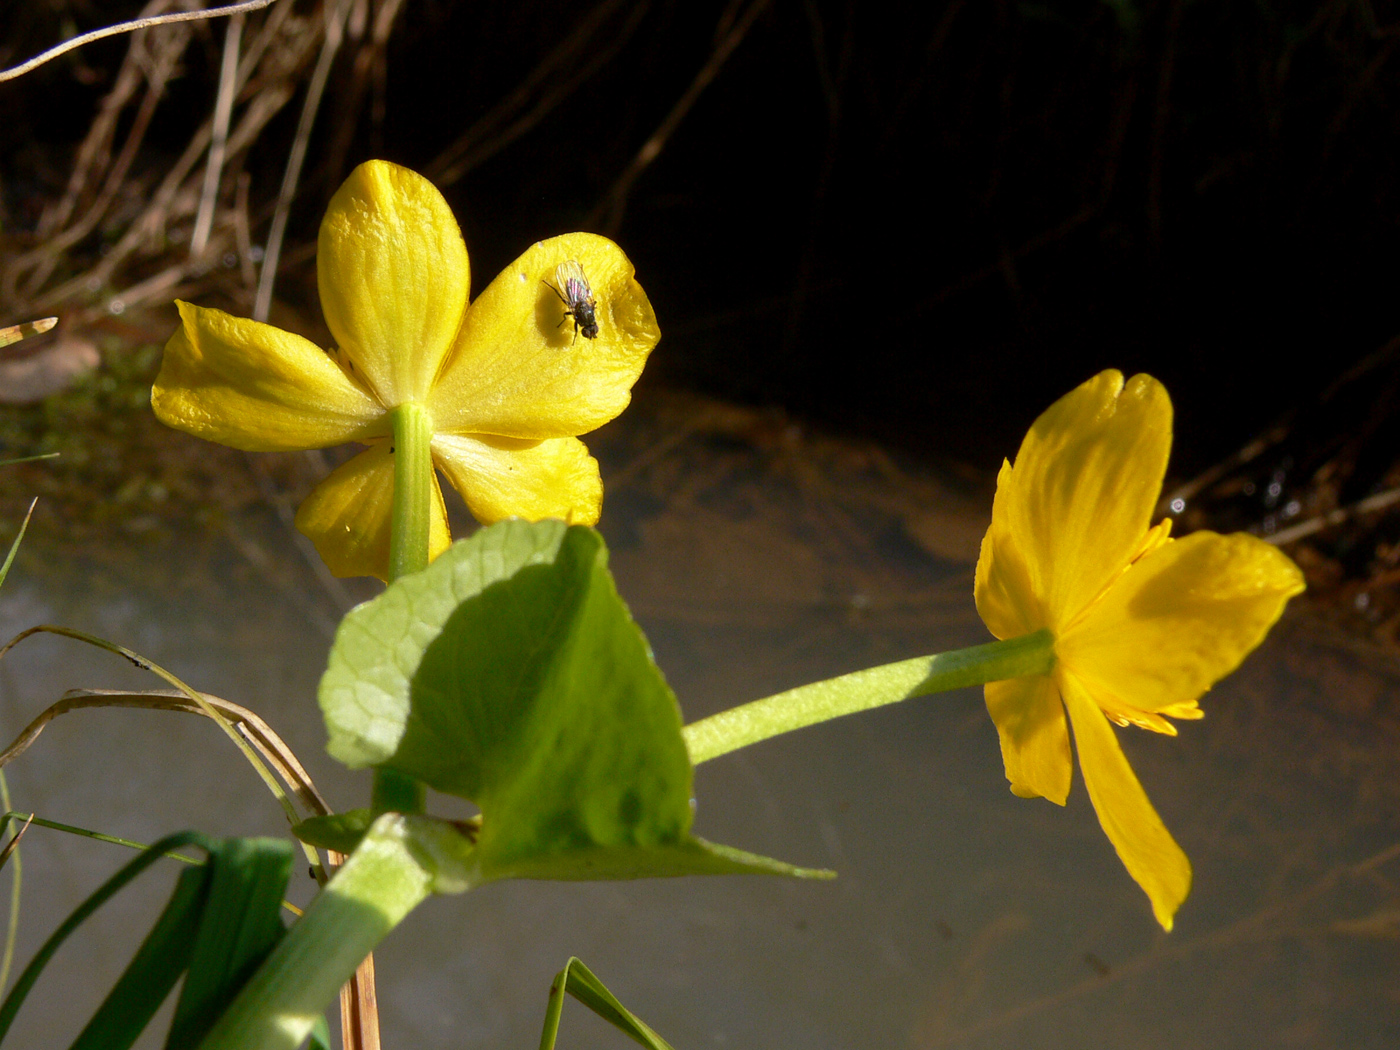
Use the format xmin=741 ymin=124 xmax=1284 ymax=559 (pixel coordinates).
xmin=1 ymin=402 xmax=1398 ymax=1049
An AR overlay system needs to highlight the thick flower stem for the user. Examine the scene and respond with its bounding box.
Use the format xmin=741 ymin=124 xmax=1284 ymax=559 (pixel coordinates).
xmin=388 ymin=402 xmax=434 ymax=581
xmin=196 ymin=816 xmax=435 ymax=1050
xmin=376 ymin=402 xmax=435 ymax=817
xmin=683 ymin=629 xmax=1056 ymax=765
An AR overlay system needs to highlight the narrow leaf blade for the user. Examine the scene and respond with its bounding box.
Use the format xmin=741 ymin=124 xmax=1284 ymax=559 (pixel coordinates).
xmin=0 ymin=832 xmax=213 ymax=1042
xmin=69 ymin=865 xmax=211 ymax=1050
xmin=539 ymin=957 xmax=675 ymax=1050
xmin=165 ymin=838 xmax=293 ymax=1050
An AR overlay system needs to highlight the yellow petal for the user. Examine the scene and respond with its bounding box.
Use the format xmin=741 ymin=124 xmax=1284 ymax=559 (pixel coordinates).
xmin=975 ymin=460 xmax=1048 ymax=639
xmin=1000 ymin=371 xmax=1172 ymax=631
xmin=318 ymin=161 xmax=469 ymax=406
xmin=432 ymin=433 xmax=602 ymax=525
xmin=153 ymin=301 xmax=384 ymax=451
xmin=427 ymin=233 xmax=660 ymax=439
xmin=1060 ymin=670 xmax=1191 ymax=930
xmin=1058 ymin=530 xmax=1305 ymax=714
xmin=984 ymin=676 xmax=1072 ymax=805
xmin=294 ymin=443 xmax=451 ymax=581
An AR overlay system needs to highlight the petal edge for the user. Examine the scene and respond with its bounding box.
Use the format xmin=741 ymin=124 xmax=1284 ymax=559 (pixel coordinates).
xmin=153 ymin=301 xmax=383 ymax=451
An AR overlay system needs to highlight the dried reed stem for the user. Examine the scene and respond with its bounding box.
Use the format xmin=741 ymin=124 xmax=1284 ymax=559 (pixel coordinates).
xmin=254 ymin=0 xmax=352 ymax=321
xmin=0 ymin=0 xmax=282 ymax=82
xmin=192 ymin=13 xmax=246 ymax=256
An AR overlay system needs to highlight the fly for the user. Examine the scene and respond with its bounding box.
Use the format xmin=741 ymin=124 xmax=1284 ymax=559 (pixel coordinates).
xmin=544 ymin=260 xmax=599 ymax=343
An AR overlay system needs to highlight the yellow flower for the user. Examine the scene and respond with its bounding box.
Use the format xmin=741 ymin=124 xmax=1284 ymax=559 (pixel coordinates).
xmin=153 ymin=160 xmax=660 ymax=579
xmin=975 ymin=370 xmax=1304 ymax=929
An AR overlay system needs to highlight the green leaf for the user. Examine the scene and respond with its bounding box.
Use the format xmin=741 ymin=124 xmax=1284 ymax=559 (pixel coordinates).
xmin=0 ymin=500 xmax=35 ymax=592
xmin=68 ymin=865 xmax=211 ymax=1050
xmin=305 ymin=1016 xmax=331 ymax=1050
xmin=292 ymin=809 xmax=374 ymax=855
xmin=0 ymin=832 xmax=215 ymax=1043
xmin=196 ymin=814 xmax=440 ymax=1050
xmin=166 ymin=838 xmax=294 ymax=1049
xmin=538 ymin=957 xmax=674 ymax=1050
xmin=320 ymin=520 xmax=830 ymax=884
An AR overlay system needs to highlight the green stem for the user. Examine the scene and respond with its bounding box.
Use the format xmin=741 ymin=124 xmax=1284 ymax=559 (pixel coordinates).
xmin=0 ymin=775 xmax=19 ymax=996
xmin=388 ymin=402 xmax=434 ymax=582
xmin=371 ymin=767 xmax=425 ymax=816
xmin=196 ymin=815 xmax=436 ymax=1050
xmin=378 ymin=402 xmax=435 ymax=816
xmin=1 ymin=811 xmax=200 ymax=864
xmin=682 ymin=629 xmax=1056 ymax=765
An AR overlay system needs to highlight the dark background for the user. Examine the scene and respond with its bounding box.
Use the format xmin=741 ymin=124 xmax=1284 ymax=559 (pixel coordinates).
xmin=5 ymin=0 xmax=1400 ymax=475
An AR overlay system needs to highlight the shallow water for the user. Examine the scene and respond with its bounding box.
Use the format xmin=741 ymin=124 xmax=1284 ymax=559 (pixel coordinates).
xmin=1 ymin=415 xmax=1397 ymax=1049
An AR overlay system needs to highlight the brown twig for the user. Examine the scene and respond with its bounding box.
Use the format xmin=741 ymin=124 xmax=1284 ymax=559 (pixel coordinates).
xmin=254 ymin=0 xmax=353 ymax=321
xmin=10 ymin=6 xmax=193 ymax=299
xmin=1266 ymin=485 xmax=1400 ymax=547
xmin=32 ymin=0 xmax=172 ymax=241
xmin=427 ymin=0 xmax=648 ymax=189
xmin=587 ymin=0 xmax=773 ymax=235
xmin=191 ymin=13 xmax=246 ymax=256
xmin=322 ymin=0 xmax=410 ymax=187
xmin=0 ymin=0 xmax=282 ymax=82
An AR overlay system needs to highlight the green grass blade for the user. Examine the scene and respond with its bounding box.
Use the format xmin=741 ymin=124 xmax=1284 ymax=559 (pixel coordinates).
xmin=0 ymin=454 xmax=58 ymax=468
xmin=538 ymin=958 xmax=675 ymax=1050
xmin=2 ymin=811 xmax=201 ymax=865
xmin=0 ymin=777 xmax=21 ymax=996
xmin=0 ymin=831 xmax=214 ymax=1043
xmin=0 ymin=501 xmax=36 ymax=593
xmin=165 ymin=838 xmax=294 ymax=1050
xmin=195 ymin=815 xmax=443 ymax=1050
xmin=69 ymin=864 xmax=212 ymax=1050
xmin=306 ymin=1016 xmax=331 ymax=1050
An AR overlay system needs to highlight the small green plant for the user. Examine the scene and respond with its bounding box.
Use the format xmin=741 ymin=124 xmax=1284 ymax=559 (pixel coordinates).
xmin=0 ymin=165 xmax=1303 ymax=1049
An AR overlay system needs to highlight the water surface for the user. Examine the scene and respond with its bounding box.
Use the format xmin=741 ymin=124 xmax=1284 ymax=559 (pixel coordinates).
xmin=1 ymin=413 xmax=1396 ymax=1049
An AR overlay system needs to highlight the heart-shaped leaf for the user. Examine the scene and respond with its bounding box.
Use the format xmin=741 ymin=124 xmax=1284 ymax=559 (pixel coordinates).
xmin=320 ymin=520 xmax=829 ymax=884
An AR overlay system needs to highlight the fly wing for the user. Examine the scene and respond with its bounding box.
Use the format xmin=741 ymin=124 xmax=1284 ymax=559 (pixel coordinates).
xmin=554 ymin=260 xmax=588 ymax=301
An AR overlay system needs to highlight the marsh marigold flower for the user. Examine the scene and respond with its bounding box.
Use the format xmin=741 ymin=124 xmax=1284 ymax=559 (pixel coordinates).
xmin=153 ymin=160 xmax=660 ymax=579
xmin=975 ymin=370 xmax=1304 ymax=929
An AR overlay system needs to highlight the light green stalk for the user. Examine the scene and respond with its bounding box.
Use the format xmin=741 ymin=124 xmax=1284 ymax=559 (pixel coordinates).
xmin=375 ymin=403 xmax=434 ymax=817
xmin=387 ymin=402 xmax=434 ymax=581
xmin=683 ymin=629 xmax=1056 ymax=765
xmin=196 ymin=815 xmax=444 ymax=1050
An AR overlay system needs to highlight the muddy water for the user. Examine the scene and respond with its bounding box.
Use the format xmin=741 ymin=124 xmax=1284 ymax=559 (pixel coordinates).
xmin=1 ymin=412 xmax=1397 ymax=1049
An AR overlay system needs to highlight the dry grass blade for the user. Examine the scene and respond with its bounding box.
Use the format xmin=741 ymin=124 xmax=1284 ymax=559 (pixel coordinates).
xmin=0 ymin=318 xmax=55 ymax=348
xmin=191 ymin=13 xmax=246 ymax=256
xmin=0 ymin=684 xmax=383 ymax=1049
xmin=0 ymin=816 xmax=32 ymax=874
xmin=0 ymin=0 xmax=282 ymax=83
xmin=0 ymin=688 xmax=332 ymax=818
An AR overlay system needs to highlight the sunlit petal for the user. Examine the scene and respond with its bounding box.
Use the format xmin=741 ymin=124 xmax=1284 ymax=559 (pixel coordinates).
xmin=294 ymin=443 xmax=451 ymax=581
xmin=1060 ymin=671 xmax=1191 ymax=931
xmin=1059 ymin=531 xmax=1306 ymax=714
xmin=427 ymin=233 xmax=660 ymax=439
xmin=1002 ymin=371 xmax=1172 ymax=630
xmin=153 ymin=301 xmax=383 ymax=451
xmin=975 ymin=461 xmax=1046 ymax=640
xmin=433 ymin=433 xmax=602 ymax=525
xmin=318 ymin=160 xmax=469 ymax=406
xmin=984 ymin=676 xmax=1072 ymax=805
